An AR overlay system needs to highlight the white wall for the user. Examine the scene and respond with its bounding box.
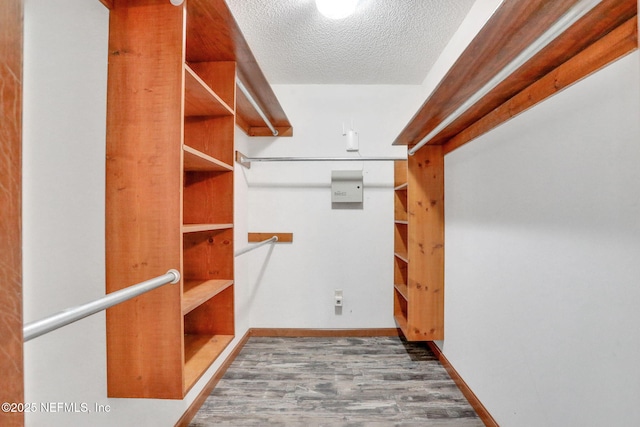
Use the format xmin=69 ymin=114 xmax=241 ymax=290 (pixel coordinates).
xmin=240 ymin=84 xmax=418 ymax=328
xmin=22 ymin=0 xmax=251 ymax=425
xmin=443 ymin=51 xmax=640 ymax=427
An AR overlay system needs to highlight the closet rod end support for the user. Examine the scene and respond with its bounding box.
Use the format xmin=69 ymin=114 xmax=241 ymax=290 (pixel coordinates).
xmin=235 ymin=151 xmax=251 ymax=169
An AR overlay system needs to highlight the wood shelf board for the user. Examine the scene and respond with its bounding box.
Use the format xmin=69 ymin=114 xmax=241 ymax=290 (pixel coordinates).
xmin=182 ymin=223 xmax=234 ymax=234
xmin=394 ymin=252 xmax=409 ymax=264
xmin=185 ymin=0 xmax=292 ymax=134
xmin=105 ymin=0 xmax=186 ymax=399
xmin=393 ymin=0 xmax=637 ymax=148
xmin=184 ymin=145 xmax=233 ymax=172
xmin=394 ymin=183 xmax=408 ymax=191
xmin=394 ymin=283 xmax=409 ymax=301
xmin=185 ymin=65 xmax=234 ymax=117
xmin=406 ymin=147 xmax=444 ymax=341
xmin=248 ymin=232 xmax=293 ymax=243
xmin=184 ymin=334 xmax=234 ymax=392
xmin=443 ymin=15 xmax=639 ymax=155
xmin=182 ymin=280 xmax=234 ymax=315
xmin=235 ymin=87 xmax=293 ymax=137
xmin=394 ymin=220 xmax=409 ymax=225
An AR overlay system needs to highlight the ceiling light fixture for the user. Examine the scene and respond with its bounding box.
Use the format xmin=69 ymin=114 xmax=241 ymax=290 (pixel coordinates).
xmin=315 ymin=0 xmax=358 ymax=19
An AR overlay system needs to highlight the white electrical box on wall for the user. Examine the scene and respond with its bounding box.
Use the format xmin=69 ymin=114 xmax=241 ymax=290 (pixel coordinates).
xmin=331 ymin=170 xmax=363 ymax=203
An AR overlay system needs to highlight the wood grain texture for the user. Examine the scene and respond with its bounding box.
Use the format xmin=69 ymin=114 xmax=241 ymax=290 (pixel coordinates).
xmin=394 ymin=0 xmax=637 ymax=148
xmin=105 ymin=0 xmax=185 ymax=399
xmin=183 ymin=228 xmax=234 ymax=281
xmin=185 ymin=116 xmax=235 ymax=166
xmin=183 ymin=171 xmax=233 ymax=225
xmin=184 ymin=66 xmax=234 ymax=117
xmin=247 ymin=232 xmax=293 ymax=243
xmin=444 ymin=15 xmax=638 ymax=154
xmin=427 ymin=342 xmax=499 ymax=427
xmin=188 ymin=61 xmax=236 ymax=112
xmin=185 ymin=0 xmax=292 ymax=135
xmin=0 ymin=0 xmax=24 ymax=425
xmin=405 ymin=146 xmax=445 ymax=341
xmin=182 ymin=279 xmax=234 ymax=315
xmin=175 ymin=329 xmax=252 ymax=427
xmin=183 ymin=145 xmax=233 ymax=172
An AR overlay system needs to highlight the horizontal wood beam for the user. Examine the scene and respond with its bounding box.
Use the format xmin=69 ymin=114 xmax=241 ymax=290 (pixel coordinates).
xmin=393 ymin=0 xmax=637 ymax=149
xmin=444 ymin=15 xmax=638 ymax=155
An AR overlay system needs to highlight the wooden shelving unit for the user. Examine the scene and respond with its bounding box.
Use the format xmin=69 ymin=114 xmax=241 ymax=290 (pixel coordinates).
xmin=393 ymin=153 xmax=444 ymax=342
xmin=104 ymin=0 xmax=291 ymax=399
xmin=390 ymin=0 xmax=636 ymax=343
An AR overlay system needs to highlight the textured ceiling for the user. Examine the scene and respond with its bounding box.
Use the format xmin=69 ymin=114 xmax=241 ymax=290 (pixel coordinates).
xmin=225 ymin=0 xmax=476 ymax=85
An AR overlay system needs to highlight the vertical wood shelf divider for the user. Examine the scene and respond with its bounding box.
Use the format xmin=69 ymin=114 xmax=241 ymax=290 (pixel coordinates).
xmin=105 ymin=0 xmax=291 ymax=399
xmin=393 ymin=149 xmax=445 ymax=341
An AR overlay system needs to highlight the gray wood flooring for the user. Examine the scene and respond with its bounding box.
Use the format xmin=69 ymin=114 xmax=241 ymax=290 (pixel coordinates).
xmin=189 ymin=336 xmax=484 ymax=426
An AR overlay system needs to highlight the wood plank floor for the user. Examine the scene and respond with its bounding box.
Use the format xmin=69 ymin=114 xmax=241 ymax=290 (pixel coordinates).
xmin=189 ymin=336 xmax=484 ymax=426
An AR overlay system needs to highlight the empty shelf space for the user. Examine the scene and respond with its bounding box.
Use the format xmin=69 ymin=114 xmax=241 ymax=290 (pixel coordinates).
xmin=182 ymin=280 xmax=234 ymax=315
xmin=184 ymin=65 xmax=234 ymax=117
xmin=184 ymin=334 xmax=234 ymax=391
xmin=183 ymin=223 xmax=234 ymax=233
xmin=394 ymin=252 xmax=409 ymax=264
xmin=184 ymin=145 xmax=233 ymax=172
xmin=395 ymin=283 xmax=409 ymax=301
xmin=394 ymin=314 xmax=408 ymax=333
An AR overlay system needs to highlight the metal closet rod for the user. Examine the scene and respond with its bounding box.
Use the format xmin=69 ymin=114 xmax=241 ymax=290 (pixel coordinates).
xmin=408 ymin=0 xmax=602 ymax=156
xmin=236 ymin=79 xmax=279 ymax=137
xmin=235 ymin=235 xmax=278 ymax=257
xmin=23 ymin=269 xmax=181 ymax=342
xmin=239 ymin=155 xmax=405 ymax=163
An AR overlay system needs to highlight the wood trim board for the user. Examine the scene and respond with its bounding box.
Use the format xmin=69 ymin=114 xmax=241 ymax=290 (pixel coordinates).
xmin=426 ymin=342 xmax=499 ymax=427
xmin=247 ymin=232 xmax=294 ymax=243
xmin=249 ymin=328 xmax=401 ymax=338
xmin=393 ymin=0 xmax=637 ymax=150
xmin=0 ymin=0 xmax=24 ymax=425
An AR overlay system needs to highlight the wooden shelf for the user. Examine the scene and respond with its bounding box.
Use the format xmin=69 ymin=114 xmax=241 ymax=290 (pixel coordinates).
xmin=182 ymin=223 xmax=233 ymax=234
xmin=394 ymin=252 xmax=409 ymax=264
xmin=184 ymin=334 xmax=234 ymax=391
xmin=182 ymin=280 xmax=234 ymax=315
xmin=392 ymin=0 xmax=636 ymax=152
xmin=184 ymin=65 xmax=234 ymax=117
xmin=394 ymin=283 xmax=409 ymax=301
xmin=106 ymin=0 xmax=287 ymax=399
xmin=185 ymin=0 xmax=292 ymax=137
xmin=391 ymin=156 xmax=443 ymax=342
xmin=184 ymin=145 xmax=233 ymax=172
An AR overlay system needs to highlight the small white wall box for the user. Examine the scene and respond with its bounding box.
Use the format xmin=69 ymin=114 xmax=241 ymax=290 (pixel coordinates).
xmin=331 ymin=170 xmax=363 ymax=203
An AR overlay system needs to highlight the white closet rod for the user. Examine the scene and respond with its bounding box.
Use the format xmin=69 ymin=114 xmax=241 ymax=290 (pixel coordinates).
xmin=23 ymin=269 xmax=181 ymax=342
xmin=237 ymin=79 xmax=279 ymax=136
xmin=407 ymin=0 xmax=602 ymax=156
xmin=235 ymin=236 xmax=278 ymax=257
